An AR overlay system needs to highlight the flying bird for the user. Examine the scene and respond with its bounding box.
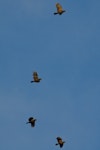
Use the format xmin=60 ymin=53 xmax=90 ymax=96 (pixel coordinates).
xmin=26 ymin=117 xmax=37 ymax=127
xmin=55 ymin=137 xmax=65 ymax=148
xmin=54 ymin=3 xmax=66 ymax=15
xmin=31 ymin=72 xmax=42 ymax=83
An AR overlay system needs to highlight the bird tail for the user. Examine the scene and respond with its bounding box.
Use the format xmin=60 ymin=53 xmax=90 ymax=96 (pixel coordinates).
xmin=55 ymin=143 xmax=59 ymax=146
xmin=30 ymin=81 xmax=34 ymax=83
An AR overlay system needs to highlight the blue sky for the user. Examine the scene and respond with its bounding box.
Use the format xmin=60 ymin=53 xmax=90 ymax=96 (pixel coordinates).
xmin=0 ymin=0 xmax=100 ymax=150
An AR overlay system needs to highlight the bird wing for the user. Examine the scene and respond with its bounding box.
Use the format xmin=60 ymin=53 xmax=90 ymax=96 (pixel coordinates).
xmin=29 ymin=117 xmax=34 ymax=122
xmin=56 ymin=3 xmax=63 ymax=12
xmin=33 ymin=72 xmax=38 ymax=81
xmin=57 ymin=137 xmax=63 ymax=143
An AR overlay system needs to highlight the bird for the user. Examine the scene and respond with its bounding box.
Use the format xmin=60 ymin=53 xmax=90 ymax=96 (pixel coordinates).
xmin=55 ymin=137 xmax=65 ymax=148
xmin=54 ymin=3 xmax=66 ymax=15
xmin=26 ymin=117 xmax=37 ymax=127
xmin=30 ymin=72 xmax=42 ymax=83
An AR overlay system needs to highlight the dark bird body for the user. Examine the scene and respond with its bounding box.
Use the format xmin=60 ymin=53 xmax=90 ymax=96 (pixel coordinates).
xmin=31 ymin=72 xmax=42 ymax=83
xmin=54 ymin=3 xmax=66 ymax=15
xmin=26 ymin=117 xmax=37 ymax=127
xmin=55 ymin=137 xmax=65 ymax=148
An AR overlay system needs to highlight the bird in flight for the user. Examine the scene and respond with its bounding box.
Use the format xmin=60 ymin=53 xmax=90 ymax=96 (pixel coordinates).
xmin=55 ymin=137 xmax=65 ymax=148
xmin=54 ymin=3 xmax=66 ymax=15
xmin=26 ymin=117 xmax=37 ymax=127
xmin=31 ymin=72 xmax=42 ymax=83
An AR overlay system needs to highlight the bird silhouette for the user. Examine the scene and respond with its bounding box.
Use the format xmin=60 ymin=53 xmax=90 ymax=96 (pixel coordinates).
xmin=30 ymin=72 xmax=42 ymax=83
xmin=54 ymin=3 xmax=66 ymax=15
xmin=55 ymin=137 xmax=65 ymax=148
xmin=26 ymin=117 xmax=37 ymax=127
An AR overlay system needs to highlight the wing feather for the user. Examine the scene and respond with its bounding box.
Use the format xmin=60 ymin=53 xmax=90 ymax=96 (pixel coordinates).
xmin=33 ymin=72 xmax=38 ymax=81
xmin=56 ymin=3 xmax=63 ymax=12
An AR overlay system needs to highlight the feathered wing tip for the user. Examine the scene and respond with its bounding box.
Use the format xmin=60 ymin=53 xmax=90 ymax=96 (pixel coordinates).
xmin=63 ymin=10 xmax=66 ymax=12
xmin=54 ymin=12 xmax=58 ymax=15
xmin=30 ymin=80 xmax=34 ymax=83
xmin=32 ymin=119 xmax=37 ymax=122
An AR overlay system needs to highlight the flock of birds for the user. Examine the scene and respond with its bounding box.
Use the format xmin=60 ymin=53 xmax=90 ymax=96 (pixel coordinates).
xmin=26 ymin=2 xmax=66 ymax=149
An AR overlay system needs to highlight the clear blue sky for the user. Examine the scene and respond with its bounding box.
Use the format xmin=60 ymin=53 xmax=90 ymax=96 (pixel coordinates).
xmin=0 ymin=0 xmax=100 ymax=150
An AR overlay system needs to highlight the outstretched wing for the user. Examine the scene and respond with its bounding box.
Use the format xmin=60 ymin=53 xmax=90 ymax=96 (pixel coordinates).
xmin=33 ymin=72 xmax=38 ymax=81
xmin=56 ymin=3 xmax=63 ymax=13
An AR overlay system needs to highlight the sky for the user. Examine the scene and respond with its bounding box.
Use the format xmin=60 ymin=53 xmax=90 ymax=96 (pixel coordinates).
xmin=0 ymin=0 xmax=100 ymax=150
